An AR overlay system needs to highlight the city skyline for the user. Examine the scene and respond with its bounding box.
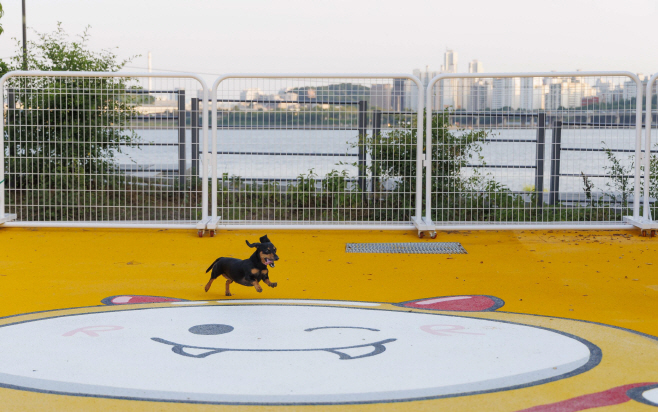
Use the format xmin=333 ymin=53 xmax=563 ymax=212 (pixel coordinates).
xmin=0 ymin=0 xmax=656 ymax=88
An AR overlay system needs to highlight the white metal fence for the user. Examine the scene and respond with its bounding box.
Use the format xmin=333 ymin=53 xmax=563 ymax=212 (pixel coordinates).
xmin=425 ymin=71 xmax=645 ymax=230
xmin=0 ymin=71 xmax=209 ymax=228
xmin=208 ymin=74 xmax=424 ymax=231
xmin=2 ymin=70 xmax=657 ymax=234
xmin=644 ymin=73 xmax=658 ymax=222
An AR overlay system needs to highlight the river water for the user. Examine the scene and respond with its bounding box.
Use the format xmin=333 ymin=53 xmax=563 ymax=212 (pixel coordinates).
xmin=114 ymin=128 xmax=647 ymax=194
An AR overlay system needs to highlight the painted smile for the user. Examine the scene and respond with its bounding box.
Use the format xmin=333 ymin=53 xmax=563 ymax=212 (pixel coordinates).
xmin=151 ymin=337 xmax=397 ymax=360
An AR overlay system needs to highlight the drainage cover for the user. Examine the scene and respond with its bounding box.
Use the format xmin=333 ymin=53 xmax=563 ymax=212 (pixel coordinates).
xmin=345 ymin=242 xmax=467 ymax=254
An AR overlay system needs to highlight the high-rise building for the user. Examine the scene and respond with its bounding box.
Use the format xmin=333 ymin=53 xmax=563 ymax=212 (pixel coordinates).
xmin=467 ymin=80 xmax=490 ymax=111
xmin=544 ymin=78 xmax=595 ymax=109
xmin=468 ymin=60 xmax=483 ymax=74
xmin=491 ymin=78 xmax=520 ymax=110
xmin=462 ymin=60 xmax=485 ymax=110
xmin=441 ymin=49 xmax=458 ymax=73
xmin=520 ymin=78 xmax=546 ymax=110
xmin=370 ymin=84 xmax=393 ymax=111
xmin=437 ymin=49 xmax=463 ymax=109
xmin=438 ymin=49 xmax=459 ymax=109
xmin=391 ymin=79 xmax=406 ymax=111
xmin=409 ymin=66 xmax=440 ymax=111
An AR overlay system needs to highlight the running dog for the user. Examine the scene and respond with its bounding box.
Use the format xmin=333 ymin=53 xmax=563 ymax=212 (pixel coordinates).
xmin=204 ymin=235 xmax=279 ymax=296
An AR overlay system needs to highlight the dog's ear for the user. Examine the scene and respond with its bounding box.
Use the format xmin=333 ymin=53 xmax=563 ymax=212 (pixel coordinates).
xmin=245 ymin=240 xmax=261 ymax=248
xmin=259 ymin=235 xmax=271 ymax=244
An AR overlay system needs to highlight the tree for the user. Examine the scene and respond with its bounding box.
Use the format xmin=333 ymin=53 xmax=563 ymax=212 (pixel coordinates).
xmin=0 ymin=3 xmax=7 ymax=76
xmin=366 ymin=111 xmax=493 ymax=222
xmin=4 ymin=24 xmax=140 ymax=221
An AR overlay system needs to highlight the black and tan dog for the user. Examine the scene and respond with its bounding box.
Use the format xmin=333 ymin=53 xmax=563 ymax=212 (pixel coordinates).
xmin=204 ymin=235 xmax=279 ymax=296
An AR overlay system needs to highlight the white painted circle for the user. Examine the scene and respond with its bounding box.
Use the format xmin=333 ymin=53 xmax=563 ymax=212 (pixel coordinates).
xmin=643 ymin=387 xmax=658 ymax=404
xmin=0 ymin=304 xmax=595 ymax=404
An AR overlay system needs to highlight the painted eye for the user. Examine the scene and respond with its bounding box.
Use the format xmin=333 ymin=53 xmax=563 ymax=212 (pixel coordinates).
xmin=188 ymin=324 xmax=234 ymax=335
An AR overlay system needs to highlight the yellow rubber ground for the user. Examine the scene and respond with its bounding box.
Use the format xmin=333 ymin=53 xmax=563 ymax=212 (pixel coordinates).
xmin=0 ymin=227 xmax=657 ymax=411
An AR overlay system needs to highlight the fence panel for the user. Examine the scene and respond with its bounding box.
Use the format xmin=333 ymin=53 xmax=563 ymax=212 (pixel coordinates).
xmin=209 ymin=74 xmax=423 ymax=229
xmin=644 ymin=73 xmax=658 ymax=222
xmin=425 ymin=72 xmax=643 ymax=230
xmin=0 ymin=71 xmax=209 ymax=228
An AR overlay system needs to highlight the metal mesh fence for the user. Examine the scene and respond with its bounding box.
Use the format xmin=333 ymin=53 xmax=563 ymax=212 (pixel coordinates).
xmin=427 ymin=73 xmax=643 ymax=227
xmin=211 ymin=75 xmax=422 ymax=227
xmin=646 ymin=74 xmax=658 ymax=221
xmin=2 ymin=73 xmax=208 ymax=225
xmin=3 ymin=71 xmax=655 ymax=232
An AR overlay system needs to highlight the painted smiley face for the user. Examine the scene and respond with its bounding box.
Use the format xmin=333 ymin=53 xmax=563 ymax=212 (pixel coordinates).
xmin=0 ymin=301 xmax=597 ymax=405
xmin=153 ymin=323 xmax=395 ymax=360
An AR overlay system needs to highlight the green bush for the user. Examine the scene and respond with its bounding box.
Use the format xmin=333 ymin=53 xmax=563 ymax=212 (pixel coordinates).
xmin=3 ymin=25 xmax=202 ymax=222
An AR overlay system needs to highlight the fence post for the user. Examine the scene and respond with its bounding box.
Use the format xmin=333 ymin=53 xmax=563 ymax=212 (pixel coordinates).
xmin=191 ymin=97 xmax=199 ymax=175
xmin=357 ymin=100 xmax=368 ymax=192
xmin=534 ymin=112 xmax=546 ymax=208
xmin=371 ymin=109 xmax=381 ymax=196
xmin=549 ymin=121 xmax=562 ymax=205
xmin=7 ymin=89 xmax=14 ymax=157
xmin=177 ymin=89 xmax=186 ymax=190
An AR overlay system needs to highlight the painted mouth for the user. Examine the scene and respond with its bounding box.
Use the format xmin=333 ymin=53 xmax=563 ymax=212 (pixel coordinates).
xmin=151 ymin=337 xmax=396 ymax=360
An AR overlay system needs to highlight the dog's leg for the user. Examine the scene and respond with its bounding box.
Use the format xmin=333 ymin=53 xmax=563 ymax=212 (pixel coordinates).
xmin=204 ymin=278 xmax=214 ymax=293
xmin=252 ymin=280 xmax=263 ymax=293
xmin=261 ymin=269 xmax=277 ymax=288
xmin=263 ymin=278 xmax=278 ymax=288
xmin=225 ymin=279 xmax=233 ymax=296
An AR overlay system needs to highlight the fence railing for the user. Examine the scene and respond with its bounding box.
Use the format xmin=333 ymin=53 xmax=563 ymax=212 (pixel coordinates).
xmin=425 ymin=71 xmax=645 ymax=230
xmin=1 ymin=70 xmax=657 ymax=235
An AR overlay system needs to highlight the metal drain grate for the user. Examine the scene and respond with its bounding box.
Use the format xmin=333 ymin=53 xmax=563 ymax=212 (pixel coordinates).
xmin=345 ymin=242 xmax=467 ymax=254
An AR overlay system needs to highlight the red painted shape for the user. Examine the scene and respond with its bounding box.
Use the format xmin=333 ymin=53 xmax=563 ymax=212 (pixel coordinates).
xmin=110 ymin=296 xmax=184 ymax=305
xmin=63 ymin=325 xmax=124 ymax=337
xmin=517 ymin=383 xmax=658 ymax=412
xmin=420 ymin=324 xmax=485 ymax=336
xmin=404 ymin=296 xmax=496 ymax=311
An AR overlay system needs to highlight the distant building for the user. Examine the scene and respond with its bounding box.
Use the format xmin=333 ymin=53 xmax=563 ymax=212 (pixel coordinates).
xmin=468 ymin=60 xmax=483 ymax=74
xmin=409 ymin=66 xmax=440 ymax=111
xmin=370 ymin=84 xmax=393 ymax=111
xmin=467 ymin=80 xmax=490 ymax=111
xmin=462 ymin=60 xmax=484 ymax=111
xmin=520 ymin=78 xmax=546 ymax=110
xmin=491 ymin=78 xmax=520 ymax=110
xmin=544 ymin=78 xmax=594 ymax=109
xmin=276 ymin=89 xmax=300 ymax=110
xmin=439 ymin=49 xmax=459 ymax=109
xmin=441 ymin=49 xmax=458 ymax=73
xmin=297 ymin=87 xmax=317 ymax=101
xmin=240 ymin=88 xmax=261 ymax=101
xmin=593 ymin=79 xmax=616 ymax=105
xmin=622 ymin=75 xmax=646 ymax=102
xmin=582 ymin=96 xmax=600 ymax=107
xmin=391 ymin=79 xmax=405 ymax=111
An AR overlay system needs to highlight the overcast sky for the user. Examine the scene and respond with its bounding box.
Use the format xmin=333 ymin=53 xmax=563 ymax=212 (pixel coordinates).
xmin=1 ymin=0 xmax=656 ymax=85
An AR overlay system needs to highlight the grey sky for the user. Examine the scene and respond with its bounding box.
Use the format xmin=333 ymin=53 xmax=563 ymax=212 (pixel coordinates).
xmin=1 ymin=0 xmax=656 ymax=85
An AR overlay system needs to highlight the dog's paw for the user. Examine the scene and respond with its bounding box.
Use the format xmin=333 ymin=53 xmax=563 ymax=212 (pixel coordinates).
xmin=269 ymin=282 xmax=278 ymax=288
xmin=255 ymin=286 xmax=263 ymax=293
xmin=225 ymin=292 xmax=232 ymax=296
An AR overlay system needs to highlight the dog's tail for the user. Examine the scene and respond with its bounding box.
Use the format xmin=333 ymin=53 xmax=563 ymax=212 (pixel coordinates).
xmin=206 ymin=258 xmax=221 ymax=273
